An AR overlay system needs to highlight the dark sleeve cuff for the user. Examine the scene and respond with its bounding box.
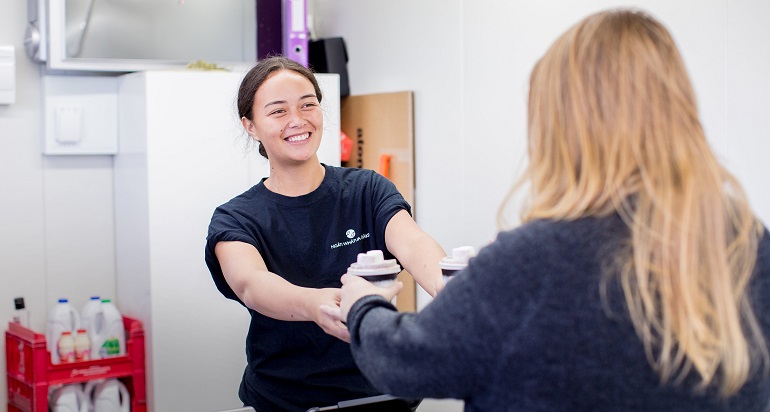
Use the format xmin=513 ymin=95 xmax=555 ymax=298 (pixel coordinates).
xmin=346 ymin=295 xmax=397 ymax=340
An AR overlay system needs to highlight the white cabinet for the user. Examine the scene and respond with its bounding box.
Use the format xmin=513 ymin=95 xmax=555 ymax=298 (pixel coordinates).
xmin=114 ymin=70 xmax=340 ymax=412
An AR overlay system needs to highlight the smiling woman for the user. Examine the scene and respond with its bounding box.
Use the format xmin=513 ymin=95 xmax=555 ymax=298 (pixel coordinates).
xmin=203 ymin=56 xmax=446 ymax=411
xmin=240 ymin=69 xmax=324 ymax=169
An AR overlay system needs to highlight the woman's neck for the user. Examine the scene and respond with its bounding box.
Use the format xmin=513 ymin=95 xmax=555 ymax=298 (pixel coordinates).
xmin=264 ymin=160 xmax=325 ymax=197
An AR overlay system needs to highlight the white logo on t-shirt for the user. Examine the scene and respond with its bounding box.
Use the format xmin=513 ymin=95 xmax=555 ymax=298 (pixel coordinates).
xmin=330 ymin=230 xmax=371 ymax=249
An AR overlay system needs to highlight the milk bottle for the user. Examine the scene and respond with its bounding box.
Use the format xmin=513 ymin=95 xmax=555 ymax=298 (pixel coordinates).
xmin=49 ymin=384 xmax=89 ymax=412
xmin=85 ymin=379 xmax=130 ymax=412
xmin=90 ymin=299 xmax=126 ymax=359
xmin=81 ymin=295 xmax=101 ymax=334
xmin=74 ymin=328 xmax=91 ymax=362
xmin=57 ymin=331 xmax=76 ymax=363
xmin=46 ymin=298 xmax=81 ymax=364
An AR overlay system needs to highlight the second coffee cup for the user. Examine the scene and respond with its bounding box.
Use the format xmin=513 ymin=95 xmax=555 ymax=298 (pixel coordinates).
xmin=439 ymin=246 xmax=477 ymax=283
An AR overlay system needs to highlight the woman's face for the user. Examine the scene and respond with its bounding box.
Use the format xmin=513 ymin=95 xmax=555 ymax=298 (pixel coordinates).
xmin=243 ymin=69 xmax=323 ymax=165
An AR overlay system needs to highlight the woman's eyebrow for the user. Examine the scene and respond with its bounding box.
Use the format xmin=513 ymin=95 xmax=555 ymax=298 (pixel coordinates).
xmin=264 ymin=100 xmax=286 ymax=109
xmin=264 ymin=94 xmax=317 ymax=108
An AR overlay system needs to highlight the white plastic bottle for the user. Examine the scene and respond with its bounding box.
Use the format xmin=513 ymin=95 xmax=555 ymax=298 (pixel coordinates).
xmin=91 ymin=299 xmax=126 ymax=359
xmin=57 ymin=331 xmax=76 ymax=363
xmin=83 ymin=379 xmax=101 ymax=410
xmin=91 ymin=379 xmax=130 ymax=412
xmin=46 ymin=298 xmax=82 ymax=364
xmin=49 ymin=384 xmax=89 ymax=412
xmin=74 ymin=328 xmax=91 ymax=362
xmin=80 ymin=295 xmax=102 ymax=335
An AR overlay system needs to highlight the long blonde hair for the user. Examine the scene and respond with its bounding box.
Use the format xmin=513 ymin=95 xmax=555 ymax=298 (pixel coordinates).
xmin=503 ymin=9 xmax=767 ymax=396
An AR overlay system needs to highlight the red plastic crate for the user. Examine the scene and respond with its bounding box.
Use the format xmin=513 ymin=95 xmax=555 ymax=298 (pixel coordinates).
xmin=6 ymin=316 xmax=146 ymax=412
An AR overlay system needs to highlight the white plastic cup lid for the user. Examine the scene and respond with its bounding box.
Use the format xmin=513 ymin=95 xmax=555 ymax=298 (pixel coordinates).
xmin=439 ymin=246 xmax=476 ymax=270
xmin=346 ymin=250 xmax=401 ymax=276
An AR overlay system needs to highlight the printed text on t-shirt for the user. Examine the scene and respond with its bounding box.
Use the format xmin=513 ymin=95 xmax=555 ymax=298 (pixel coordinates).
xmin=330 ymin=232 xmax=370 ymax=249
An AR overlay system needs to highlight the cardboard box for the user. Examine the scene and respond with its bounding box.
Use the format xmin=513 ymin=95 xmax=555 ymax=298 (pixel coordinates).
xmin=341 ymin=91 xmax=417 ymax=311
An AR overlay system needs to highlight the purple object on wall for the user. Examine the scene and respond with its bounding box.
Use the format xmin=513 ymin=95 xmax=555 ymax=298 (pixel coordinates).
xmin=255 ymin=0 xmax=308 ymax=67
xmin=256 ymin=0 xmax=282 ymax=60
xmin=283 ymin=0 xmax=308 ymax=67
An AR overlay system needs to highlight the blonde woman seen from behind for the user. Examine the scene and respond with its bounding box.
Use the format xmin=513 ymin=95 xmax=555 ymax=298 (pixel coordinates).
xmin=337 ymin=9 xmax=770 ymax=411
xmin=520 ymin=8 xmax=768 ymax=398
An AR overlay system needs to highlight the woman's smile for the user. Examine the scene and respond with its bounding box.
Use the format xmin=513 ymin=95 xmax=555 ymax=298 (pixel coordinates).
xmin=286 ymin=132 xmax=310 ymax=142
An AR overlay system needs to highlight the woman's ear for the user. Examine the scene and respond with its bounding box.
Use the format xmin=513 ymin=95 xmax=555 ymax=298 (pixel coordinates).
xmin=241 ymin=117 xmax=257 ymax=139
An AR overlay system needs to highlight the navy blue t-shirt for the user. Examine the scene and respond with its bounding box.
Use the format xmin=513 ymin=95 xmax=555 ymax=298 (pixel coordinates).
xmin=205 ymin=164 xmax=411 ymax=411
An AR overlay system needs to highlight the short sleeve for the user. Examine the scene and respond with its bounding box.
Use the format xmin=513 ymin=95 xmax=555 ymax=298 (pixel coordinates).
xmin=369 ymin=171 xmax=412 ymax=248
xmin=204 ymin=206 xmax=258 ymax=304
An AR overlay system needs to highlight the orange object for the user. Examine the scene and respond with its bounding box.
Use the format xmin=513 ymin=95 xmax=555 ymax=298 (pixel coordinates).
xmin=340 ymin=131 xmax=353 ymax=162
xmin=378 ymin=154 xmax=392 ymax=178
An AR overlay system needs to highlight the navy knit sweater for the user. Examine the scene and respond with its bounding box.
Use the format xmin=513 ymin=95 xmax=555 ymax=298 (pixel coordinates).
xmin=347 ymin=215 xmax=770 ymax=412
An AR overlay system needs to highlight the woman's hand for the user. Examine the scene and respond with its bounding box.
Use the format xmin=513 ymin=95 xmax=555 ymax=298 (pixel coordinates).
xmin=319 ymin=276 xmax=402 ymax=338
xmin=311 ymin=288 xmax=351 ymax=343
xmin=338 ymin=274 xmax=402 ymax=320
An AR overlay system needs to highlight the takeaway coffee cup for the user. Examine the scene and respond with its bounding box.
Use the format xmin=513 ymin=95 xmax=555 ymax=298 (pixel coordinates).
xmin=439 ymin=246 xmax=477 ymax=283
xmin=346 ymin=250 xmax=402 ymax=287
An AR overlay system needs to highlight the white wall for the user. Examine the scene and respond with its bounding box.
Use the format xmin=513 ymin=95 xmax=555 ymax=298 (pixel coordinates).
xmin=1 ymin=0 xmax=119 ymax=408
xmin=725 ymin=1 xmax=770 ymax=222
xmin=1 ymin=0 xmax=769 ymax=410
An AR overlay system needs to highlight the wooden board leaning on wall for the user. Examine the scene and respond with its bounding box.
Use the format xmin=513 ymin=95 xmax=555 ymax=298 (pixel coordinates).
xmin=340 ymin=91 xmax=417 ymax=312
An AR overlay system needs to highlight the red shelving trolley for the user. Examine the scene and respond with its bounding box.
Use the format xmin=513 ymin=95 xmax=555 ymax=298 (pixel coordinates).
xmin=6 ymin=316 xmax=146 ymax=412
